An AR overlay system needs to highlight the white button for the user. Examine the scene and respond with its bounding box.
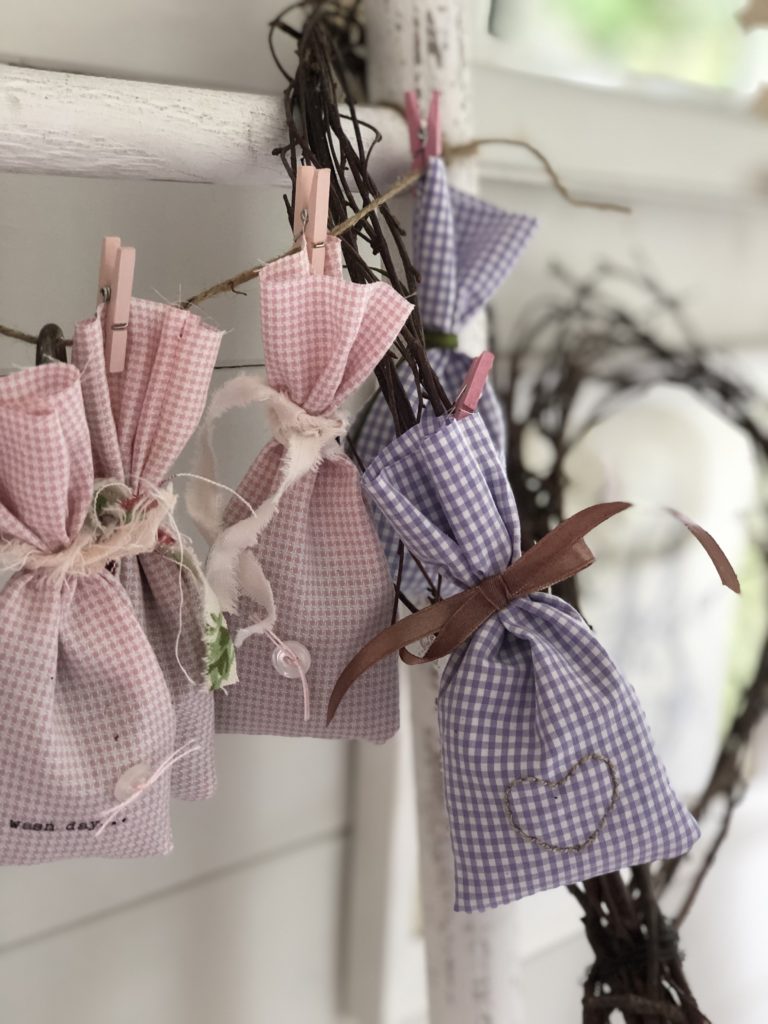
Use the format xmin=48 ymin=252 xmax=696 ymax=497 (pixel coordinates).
xmin=114 ymin=763 xmax=152 ymax=802
xmin=271 ymin=641 xmax=311 ymax=679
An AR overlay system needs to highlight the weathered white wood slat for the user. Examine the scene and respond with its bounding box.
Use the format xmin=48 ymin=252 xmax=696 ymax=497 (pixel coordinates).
xmin=0 ymin=64 xmax=409 ymax=186
xmin=4 ymin=62 xmax=764 ymax=205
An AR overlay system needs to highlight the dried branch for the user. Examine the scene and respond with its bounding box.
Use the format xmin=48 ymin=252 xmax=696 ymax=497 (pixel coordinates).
xmin=675 ymin=788 xmax=744 ymax=927
xmin=447 ymin=138 xmax=630 ymax=214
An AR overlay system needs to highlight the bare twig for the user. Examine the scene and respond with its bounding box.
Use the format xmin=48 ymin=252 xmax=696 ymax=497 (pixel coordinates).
xmin=180 ymin=165 xmax=422 ymax=309
xmin=675 ymin=789 xmax=744 ymax=927
xmin=584 ymin=995 xmax=690 ymax=1023
xmin=446 ymin=137 xmax=631 ymax=214
xmin=1 ymin=134 xmax=629 ymax=343
xmin=0 ymin=324 xmax=37 ymax=345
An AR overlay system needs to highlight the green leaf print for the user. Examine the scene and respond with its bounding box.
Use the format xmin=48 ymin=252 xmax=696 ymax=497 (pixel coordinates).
xmin=205 ymin=612 xmax=238 ymax=692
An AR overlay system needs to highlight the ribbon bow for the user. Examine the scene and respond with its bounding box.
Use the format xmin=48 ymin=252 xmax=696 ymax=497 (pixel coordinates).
xmin=326 ymin=501 xmax=740 ymax=724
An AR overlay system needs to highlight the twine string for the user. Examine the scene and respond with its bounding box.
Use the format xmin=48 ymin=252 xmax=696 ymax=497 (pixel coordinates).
xmin=0 ymin=134 xmax=630 ymax=346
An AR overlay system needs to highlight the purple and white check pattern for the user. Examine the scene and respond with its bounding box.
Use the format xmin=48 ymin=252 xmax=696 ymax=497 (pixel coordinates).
xmin=0 ymin=364 xmax=175 ymax=863
xmin=351 ymin=156 xmax=535 ymax=599
xmin=352 ymin=348 xmax=507 ymax=599
xmin=414 ymin=156 xmax=536 ymax=334
xmin=73 ymin=301 xmax=223 ymax=801
xmin=362 ymin=411 xmax=700 ymax=911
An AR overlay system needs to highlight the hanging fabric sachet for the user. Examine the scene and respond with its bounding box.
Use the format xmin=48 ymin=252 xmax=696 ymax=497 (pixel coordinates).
xmin=73 ymin=300 xmax=234 ymax=801
xmin=328 ymin=411 xmax=740 ymax=910
xmin=0 ymin=363 xmax=181 ymax=862
xmin=189 ymin=235 xmax=412 ymax=741
xmin=350 ymin=156 xmax=536 ymax=599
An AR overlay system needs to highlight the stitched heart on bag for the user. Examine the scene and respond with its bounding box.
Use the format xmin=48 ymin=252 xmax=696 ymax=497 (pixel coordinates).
xmin=503 ymin=754 xmax=619 ymax=853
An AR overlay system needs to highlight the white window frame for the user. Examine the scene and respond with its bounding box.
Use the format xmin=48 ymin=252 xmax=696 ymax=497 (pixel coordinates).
xmin=470 ymin=0 xmax=768 ymax=208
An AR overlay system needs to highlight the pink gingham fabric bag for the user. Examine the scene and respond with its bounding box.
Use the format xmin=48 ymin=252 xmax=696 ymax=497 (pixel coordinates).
xmin=73 ymin=300 xmax=227 ymax=800
xmin=193 ymin=236 xmax=412 ymax=740
xmin=0 ymin=363 xmax=175 ymax=862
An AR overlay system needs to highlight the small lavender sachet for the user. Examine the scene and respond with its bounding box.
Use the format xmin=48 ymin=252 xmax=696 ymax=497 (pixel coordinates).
xmin=0 ymin=364 xmax=177 ymax=862
xmin=189 ymin=236 xmax=412 ymax=741
xmin=329 ymin=412 xmax=737 ymax=911
xmin=74 ymin=300 xmax=232 ymax=801
xmin=350 ymin=156 xmax=536 ymax=599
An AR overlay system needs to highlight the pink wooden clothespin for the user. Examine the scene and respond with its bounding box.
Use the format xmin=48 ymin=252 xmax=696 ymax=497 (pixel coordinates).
xmin=453 ymin=352 xmax=495 ymax=420
xmin=404 ymin=89 xmax=442 ymax=173
xmin=293 ymin=165 xmax=331 ymax=275
xmin=98 ymin=236 xmax=135 ymax=374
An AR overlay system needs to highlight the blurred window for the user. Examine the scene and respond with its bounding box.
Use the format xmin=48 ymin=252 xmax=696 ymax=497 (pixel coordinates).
xmin=487 ymin=0 xmax=768 ymax=94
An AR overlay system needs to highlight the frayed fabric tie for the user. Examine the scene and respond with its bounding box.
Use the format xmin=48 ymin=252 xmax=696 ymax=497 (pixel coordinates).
xmin=0 ymin=481 xmax=176 ymax=582
xmin=95 ymin=740 xmax=202 ymax=837
xmin=264 ymin=387 xmax=348 ymax=453
xmin=186 ymin=374 xmax=348 ymax=651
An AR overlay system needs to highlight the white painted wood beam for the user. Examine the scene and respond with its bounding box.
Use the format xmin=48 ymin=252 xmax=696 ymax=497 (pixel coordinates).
xmin=0 ymin=64 xmax=409 ymax=186
xmin=4 ymin=63 xmax=766 ymax=207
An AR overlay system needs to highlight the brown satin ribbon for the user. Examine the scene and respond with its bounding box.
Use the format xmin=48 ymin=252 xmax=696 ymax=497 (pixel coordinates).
xmin=326 ymin=501 xmax=740 ymax=725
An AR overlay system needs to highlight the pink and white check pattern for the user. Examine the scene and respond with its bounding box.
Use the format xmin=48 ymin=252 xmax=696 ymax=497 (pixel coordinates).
xmin=0 ymin=364 xmax=175 ymax=862
xmin=216 ymin=236 xmax=412 ymax=740
xmin=73 ymin=301 xmax=223 ymax=799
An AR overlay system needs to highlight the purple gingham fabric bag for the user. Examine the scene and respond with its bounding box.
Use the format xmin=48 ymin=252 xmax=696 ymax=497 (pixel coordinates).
xmin=360 ymin=411 xmax=700 ymax=911
xmin=0 ymin=363 xmax=175 ymax=862
xmin=351 ymin=157 xmax=536 ymax=599
xmin=73 ymin=300 xmax=226 ymax=801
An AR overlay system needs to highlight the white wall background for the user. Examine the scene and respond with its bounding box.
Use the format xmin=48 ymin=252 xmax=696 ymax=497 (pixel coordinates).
xmin=2 ymin=2 xmax=768 ymax=1023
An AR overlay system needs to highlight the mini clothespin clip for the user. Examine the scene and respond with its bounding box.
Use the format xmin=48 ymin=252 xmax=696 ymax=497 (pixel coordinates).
xmin=98 ymin=236 xmax=136 ymax=374
xmin=35 ymin=323 xmax=68 ymax=367
xmin=293 ymin=166 xmax=331 ymax=275
xmin=404 ymin=90 xmax=442 ymax=173
xmin=453 ymin=352 xmax=495 ymax=420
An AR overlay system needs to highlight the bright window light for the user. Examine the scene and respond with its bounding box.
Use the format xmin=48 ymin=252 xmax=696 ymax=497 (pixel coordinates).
xmin=487 ymin=0 xmax=768 ymax=94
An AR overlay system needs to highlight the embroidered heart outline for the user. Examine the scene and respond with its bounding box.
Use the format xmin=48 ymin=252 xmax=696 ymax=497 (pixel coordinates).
xmin=503 ymin=753 xmax=620 ymax=854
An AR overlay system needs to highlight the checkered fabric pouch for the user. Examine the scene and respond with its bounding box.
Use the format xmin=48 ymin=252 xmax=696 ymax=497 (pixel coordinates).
xmin=212 ymin=235 xmax=412 ymax=740
xmin=0 ymin=363 xmax=176 ymax=862
xmin=73 ymin=301 xmax=225 ymax=801
xmin=362 ymin=411 xmax=700 ymax=911
xmin=350 ymin=156 xmax=536 ymax=601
